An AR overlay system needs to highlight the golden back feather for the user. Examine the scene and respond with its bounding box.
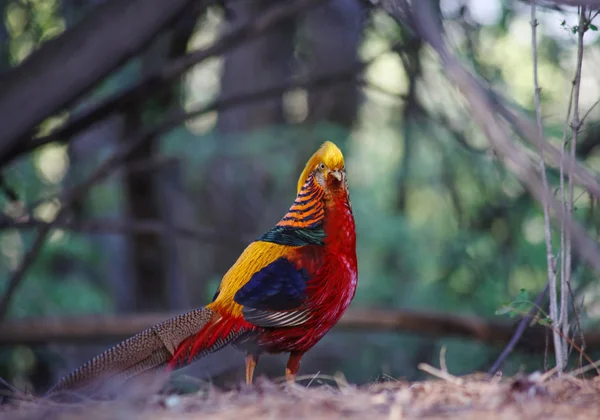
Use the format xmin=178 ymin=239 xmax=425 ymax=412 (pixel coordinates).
xmin=297 ymin=141 xmax=345 ymax=193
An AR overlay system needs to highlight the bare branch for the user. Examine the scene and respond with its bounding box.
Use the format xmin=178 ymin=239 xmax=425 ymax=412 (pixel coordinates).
xmin=0 ymin=0 xmax=198 ymax=164
xmin=488 ymin=284 xmax=549 ymax=375
xmin=579 ymin=98 xmax=600 ymax=127
xmin=520 ymin=0 xmax=600 ymax=10
xmin=531 ymin=0 xmax=564 ymax=373
xmin=568 ymin=280 xmax=586 ymax=368
xmin=0 ymin=0 xmax=330 ymax=167
xmin=0 ymin=228 xmax=50 ymax=321
xmin=0 ymin=218 xmax=250 ymax=246
xmin=501 ymin=106 xmax=600 ymax=201
xmin=563 ymin=5 xmax=588 ymax=367
xmin=0 ymin=375 xmax=18 ymax=394
xmin=0 ymin=308 xmax=595 ymax=353
xmin=558 ymin=75 xmax=574 ymax=373
xmin=549 ymin=0 xmax=600 ymax=8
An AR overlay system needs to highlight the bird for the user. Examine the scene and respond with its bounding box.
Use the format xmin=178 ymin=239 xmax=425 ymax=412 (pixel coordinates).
xmin=47 ymin=140 xmax=357 ymax=395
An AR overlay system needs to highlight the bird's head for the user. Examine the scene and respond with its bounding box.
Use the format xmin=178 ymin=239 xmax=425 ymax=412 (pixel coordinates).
xmin=297 ymin=141 xmax=347 ymax=197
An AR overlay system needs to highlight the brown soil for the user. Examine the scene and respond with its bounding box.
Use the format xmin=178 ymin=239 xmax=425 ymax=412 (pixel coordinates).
xmin=2 ymin=371 xmax=600 ymax=420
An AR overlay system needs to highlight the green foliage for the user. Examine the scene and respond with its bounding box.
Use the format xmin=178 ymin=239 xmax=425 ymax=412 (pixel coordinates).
xmin=495 ymin=288 xmax=533 ymax=317
xmin=495 ymin=288 xmax=553 ymax=327
xmin=560 ymin=18 xmax=598 ymax=34
xmin=4 ymin=0 xmax=64 ymax=65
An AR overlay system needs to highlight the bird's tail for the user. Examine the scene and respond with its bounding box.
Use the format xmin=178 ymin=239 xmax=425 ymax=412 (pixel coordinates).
xmin=167 ymin=312 xmax=251 ymax=370
xmin=46 ymin=307 xmax=248 ymax=397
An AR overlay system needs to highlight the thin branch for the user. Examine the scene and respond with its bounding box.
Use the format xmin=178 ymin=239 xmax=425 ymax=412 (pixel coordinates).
xmin=0 ymin=227 xmax=52 ymax=321
xmin=166 ymin=70 xmax=363 ymax=137
xmin=431 ymin=114 xmax=489 ymax=155
xmin=579 ymin=98 xmax=600 ymax=127
xmin=418 ymin=363 xmax=463 ymax=385
xmin=549 ymin=0 xmax=600 ymax=7
xmin=0 ymin=218 xmax=250 ymax=245
xmin=558 ymin=78 xmax=574 ymax=373
xmin=488 ymin=284 xmax=549 ymax=375
xmin=568 ymin=280 xmax=586 ymax=368
xmin=501 ymin=104 xmax=600 ymax=201
xmin=0 ymin=375 xmax=18 ymax=394
xmin=519 ymin=0 xmax=600 ymax=10
xmin=563 ymin=5 xmax=587 ymax=368
xmin=531 ymin=0 xmax=564 ymax=372
xmin=0 ymin=0 xmax=330 ymax=167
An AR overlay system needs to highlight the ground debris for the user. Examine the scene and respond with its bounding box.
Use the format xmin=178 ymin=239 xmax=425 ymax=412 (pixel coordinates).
xmin=2 ymin=373 xmax=600 ymax=420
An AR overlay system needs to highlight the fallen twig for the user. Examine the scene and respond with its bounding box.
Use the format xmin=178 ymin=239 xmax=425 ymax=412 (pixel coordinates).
xmin=417 ymin=363 xmax=463 ymax=386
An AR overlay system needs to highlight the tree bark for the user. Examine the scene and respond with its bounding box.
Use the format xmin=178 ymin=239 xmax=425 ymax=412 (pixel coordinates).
xmin=302 ymin=0 xmax=364 ymax=127
xmin=0 ymin=0 xmax=196 ymax=164
xmin=122 ymin=10 xmax=202 ymax=312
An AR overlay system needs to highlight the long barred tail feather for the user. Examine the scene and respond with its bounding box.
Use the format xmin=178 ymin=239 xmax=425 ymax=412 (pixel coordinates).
xmin=46 ymin=307 xmax=216 ymax=397
xmin=168 ymin=315 xmax=251 ymax=369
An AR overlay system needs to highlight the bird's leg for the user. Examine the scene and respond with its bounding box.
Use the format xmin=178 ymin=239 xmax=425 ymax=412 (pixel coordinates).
xmin=285 ymin=351 xmax=304 ymax=384
xmin=245 ymin=353 xmax=260 ymax=385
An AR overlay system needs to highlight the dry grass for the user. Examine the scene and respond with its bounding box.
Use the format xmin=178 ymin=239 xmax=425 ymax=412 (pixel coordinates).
xmin=2 ymin=370 xmax=600 ymax=420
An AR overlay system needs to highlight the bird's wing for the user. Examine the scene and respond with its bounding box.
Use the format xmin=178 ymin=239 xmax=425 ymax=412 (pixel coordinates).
xmin=234 ymin=256 xmax=313 ymax=327
xmin=210 ymin=205 xmax=326 ymax=328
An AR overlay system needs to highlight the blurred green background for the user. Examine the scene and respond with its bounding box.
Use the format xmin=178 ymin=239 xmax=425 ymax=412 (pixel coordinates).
xmin=1 ymin=0 xmax=599 ymax=393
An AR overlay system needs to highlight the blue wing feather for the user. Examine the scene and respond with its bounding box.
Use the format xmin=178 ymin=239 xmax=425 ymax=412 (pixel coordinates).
xmin=233 ymin=257 xmax=312 ymax=327
xmin=234 ymin=258 xmax=309 ymax=311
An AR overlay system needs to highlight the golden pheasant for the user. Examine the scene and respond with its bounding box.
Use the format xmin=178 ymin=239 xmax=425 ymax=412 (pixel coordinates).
xmin=47 ymin=141 xmax=357 ymax=395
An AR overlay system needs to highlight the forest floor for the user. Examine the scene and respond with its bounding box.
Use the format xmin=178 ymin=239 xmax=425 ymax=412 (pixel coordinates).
xmin=2 ymin=368 xmax=600 ymax=419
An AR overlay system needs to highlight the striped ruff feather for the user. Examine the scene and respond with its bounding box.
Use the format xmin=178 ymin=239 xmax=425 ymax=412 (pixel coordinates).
xmin=277 ymin=174 xmax=325 ymax=229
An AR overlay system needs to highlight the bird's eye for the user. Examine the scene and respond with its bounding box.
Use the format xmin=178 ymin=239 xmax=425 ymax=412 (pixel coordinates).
xmin=318 ymin=163 xmax=326 ymax=170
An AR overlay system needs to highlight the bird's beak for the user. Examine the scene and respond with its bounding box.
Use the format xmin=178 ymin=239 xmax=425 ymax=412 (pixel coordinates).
xmin=330 ymin=170 xmax=342 ymax=181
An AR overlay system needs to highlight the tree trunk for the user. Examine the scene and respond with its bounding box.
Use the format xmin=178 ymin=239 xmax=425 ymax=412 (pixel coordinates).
xmin=203 ymin=0 xmax=296 ymax=282
xmin=122 ymin=10 xmax=202 ymax=312
xmin=302 ymin=0 xmax=364 ymax=128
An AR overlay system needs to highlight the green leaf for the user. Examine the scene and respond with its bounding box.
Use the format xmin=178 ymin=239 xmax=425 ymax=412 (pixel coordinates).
xmin=514 ymin=288 xmax=529 ymax=303
xmin=590 ymin=24 xmax=598 ymax=31
xmin=495 ymin=306 xmax=512 ymax=316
